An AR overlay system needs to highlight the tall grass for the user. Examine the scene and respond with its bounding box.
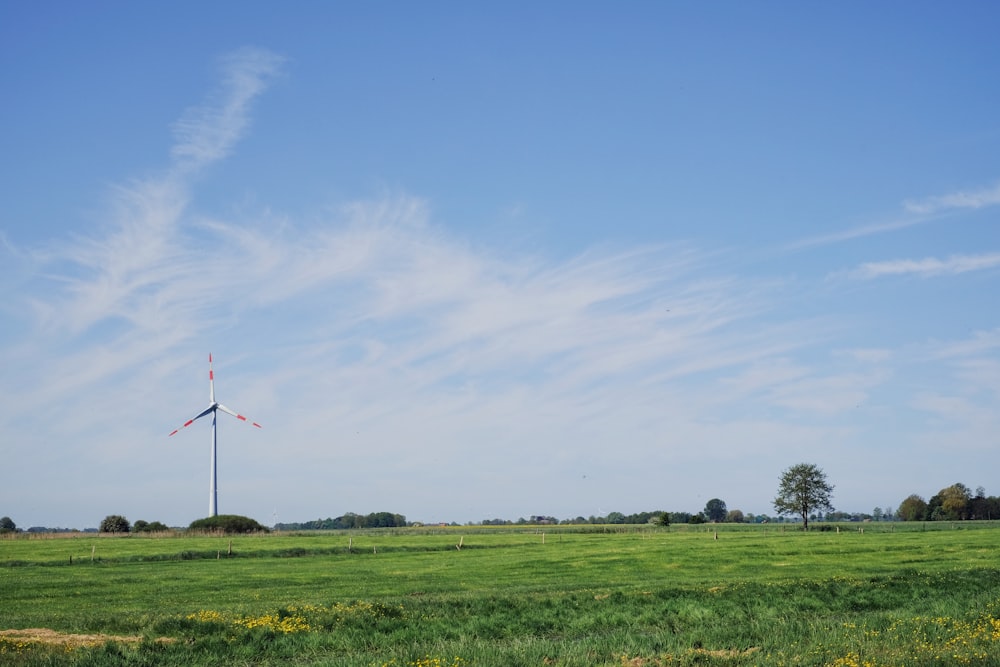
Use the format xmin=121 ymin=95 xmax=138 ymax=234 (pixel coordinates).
xmin=3 ymin=525 xmax=1000 ymax=665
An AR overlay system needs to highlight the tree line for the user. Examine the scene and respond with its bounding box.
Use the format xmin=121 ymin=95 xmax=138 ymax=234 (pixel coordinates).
xmin=484 ymin=508 xmax=748 ymax=526
xmin=274 ymin=511 xmax=407 ymax=531
xmin=897 ymin=484 xmax=1000 ymax=521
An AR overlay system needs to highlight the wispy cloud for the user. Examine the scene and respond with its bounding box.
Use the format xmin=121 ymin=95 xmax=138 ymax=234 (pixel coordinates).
xmin=787 ymin=181 xmax=1000 ymax=252
xmin=785 ymin=215 xmax=929 ymax=251
xmin=32 ymin=49 xmax=284 ymax=332
xmin=903 ymin=181 xmax=1000 ymax=216
xmin=924 ymin=328 xmax=1000 ymax=360
xmin=5 ymin=48 xmax=286 ymax=413
xmin=170 ymin=48 xmax=285 ymax=172
xmin=8 ymin=176 xmax=798 ymax=425
xmin=852 ymin=253 xmax=1000 ymax=279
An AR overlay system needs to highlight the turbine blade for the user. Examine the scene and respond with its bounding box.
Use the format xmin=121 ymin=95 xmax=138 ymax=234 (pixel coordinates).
xmin=217 ymin=403 xmax=262 ymax=429
xmin=209 ymin=353 xmax=216 ymax=404
xmin=168 ymin=405 xmax=216 ymax=436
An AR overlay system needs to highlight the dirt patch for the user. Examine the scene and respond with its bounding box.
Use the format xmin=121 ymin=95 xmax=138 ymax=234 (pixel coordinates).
xmin=0 ymin=628 xmax=174 ymax=648
xmin=693 ymin=647 xmax=761 ymax=658
xmin=593 ymin=648 xmax=761 ymax=666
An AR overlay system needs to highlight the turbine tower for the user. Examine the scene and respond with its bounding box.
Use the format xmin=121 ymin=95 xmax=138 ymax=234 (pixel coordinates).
xmin=169 ymin=354 xmax=261 ymax=517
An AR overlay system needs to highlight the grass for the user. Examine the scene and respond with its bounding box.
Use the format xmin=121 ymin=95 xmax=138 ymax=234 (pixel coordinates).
xmin=2 ymin=523 xmax=1000 ymax=665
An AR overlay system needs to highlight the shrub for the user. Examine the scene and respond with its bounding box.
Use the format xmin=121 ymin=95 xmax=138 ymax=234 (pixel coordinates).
xmin=189 ymin=514 xmax=269 ymax=534
xmin=99 ymin=515 xmax=130 ymax=533
xmin=133 ymin=520 xmax=170 ymax=533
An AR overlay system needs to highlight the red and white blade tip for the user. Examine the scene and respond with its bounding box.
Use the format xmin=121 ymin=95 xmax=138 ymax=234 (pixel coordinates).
xmin=234 ymin=412 xmax=263 ymax=429
xmin=218 ymin=403 xmax=262 ymax=429
xmin=168 ymin=418 xmax=196 ymax=436
xmin=208 ymin=353 xmax=215 ymax=403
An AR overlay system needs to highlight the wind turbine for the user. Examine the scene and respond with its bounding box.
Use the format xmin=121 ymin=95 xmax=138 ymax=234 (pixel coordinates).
xmin=169 ymin=354 xmax=261 ymax=517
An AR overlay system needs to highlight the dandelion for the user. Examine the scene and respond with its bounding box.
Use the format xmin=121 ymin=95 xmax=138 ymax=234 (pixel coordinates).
xmin=187 ymin=609 xmax=226 ymax=623
xmin=233 ymin=612 xmax=310 ymax=633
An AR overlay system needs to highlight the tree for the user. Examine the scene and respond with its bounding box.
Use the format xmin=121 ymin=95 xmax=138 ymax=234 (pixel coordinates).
xmin=0 ymin=516 xmax=15 ymax=533
xmin=968 ymin=488 xmax=1000 ymax=521
xmin=704 ymin=498 xmax=727 ymax=523
xmin=726 ymin=509 xmax=745 ymax=523
xmin=772 ymin=463 xmax=834 ymax=530
xmin=99 ymin=515 xmax=130 ymax=533
xmin=942 ymin=483 xmax=971 ymax=520
xmin=926 ymin=492 xmax=944 ymax=520
xmin=898 ymin=494 xmax=927 ymax=521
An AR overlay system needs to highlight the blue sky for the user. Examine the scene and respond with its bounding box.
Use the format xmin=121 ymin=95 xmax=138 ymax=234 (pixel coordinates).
xmin=2 ymin=2 xmax=999 ymax=528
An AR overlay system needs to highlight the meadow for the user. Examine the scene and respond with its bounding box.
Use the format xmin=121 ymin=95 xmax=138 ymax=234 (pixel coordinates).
xmin=3 ymin=523 xmax=1000 ymax=666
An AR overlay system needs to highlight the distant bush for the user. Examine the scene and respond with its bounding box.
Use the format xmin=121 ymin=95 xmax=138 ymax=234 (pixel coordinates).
xmin=0 ymin=516 xmax=16 ymax=533
xmin=99 ymin=515 xmax=131 ymax=533
xmin=188 ymin=515 xmax=268 ymax=534
xmin=133 ymin=520 xmax=170 ymax=533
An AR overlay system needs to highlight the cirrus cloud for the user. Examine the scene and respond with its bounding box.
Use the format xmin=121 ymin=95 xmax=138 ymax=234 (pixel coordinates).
xmin=852 ymin=253 xmax=1000 ymax=279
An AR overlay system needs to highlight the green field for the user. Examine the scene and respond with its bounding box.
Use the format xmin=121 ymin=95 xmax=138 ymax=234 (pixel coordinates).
xmin=3 ymin=523 xmax=1000 ymax=666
